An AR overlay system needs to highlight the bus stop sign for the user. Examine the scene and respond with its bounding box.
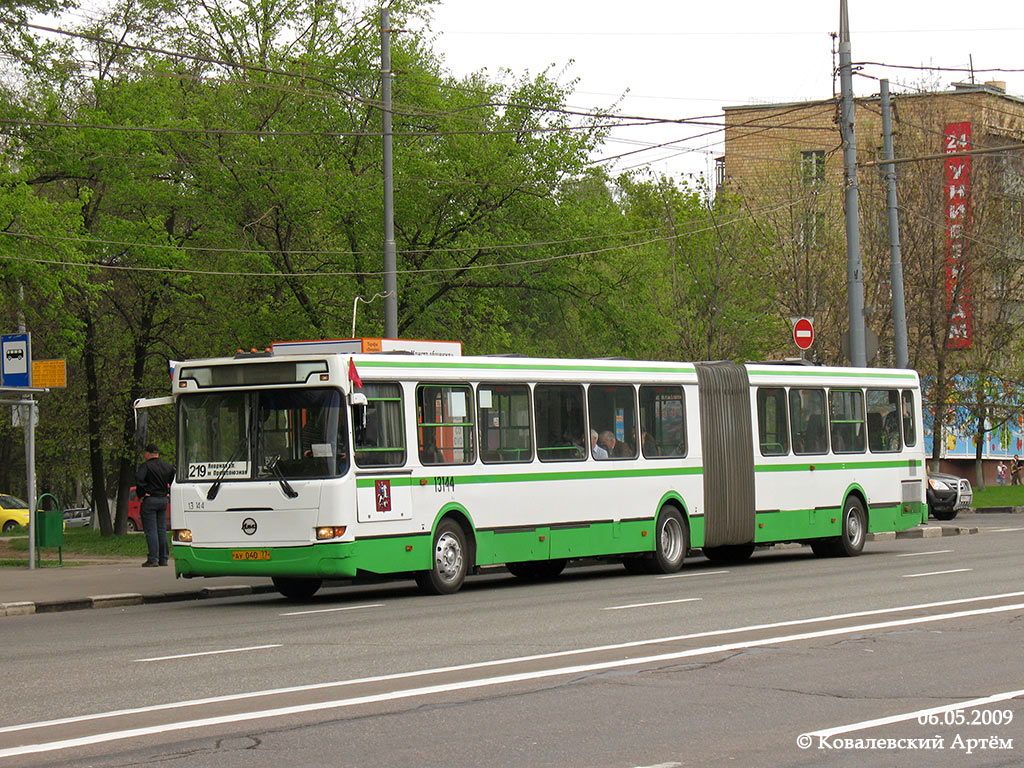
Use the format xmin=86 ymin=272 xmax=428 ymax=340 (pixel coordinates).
xmin=1 ymin=333 xmax=31 ymax=387
xmin=793 ymin=318 xmax=814 ymax=350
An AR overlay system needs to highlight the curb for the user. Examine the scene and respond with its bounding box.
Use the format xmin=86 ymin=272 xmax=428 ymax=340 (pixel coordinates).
xmin=0 ymin=582 xmax=279 ymax=617
xmin=868 ymin=524 xmax=979 ymax=541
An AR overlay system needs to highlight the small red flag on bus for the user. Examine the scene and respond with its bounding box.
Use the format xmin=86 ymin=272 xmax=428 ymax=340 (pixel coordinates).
xmin=348 ymin=358 xmax=362 ymax=388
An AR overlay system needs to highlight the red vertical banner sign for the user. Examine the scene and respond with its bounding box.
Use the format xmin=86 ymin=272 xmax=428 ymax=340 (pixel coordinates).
xmin=944 ymin=121 xmax=972 ymax=349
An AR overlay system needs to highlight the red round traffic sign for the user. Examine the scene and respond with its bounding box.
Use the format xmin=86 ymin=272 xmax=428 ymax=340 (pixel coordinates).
xmin=793 ymin=317 xmax=814 ymax=350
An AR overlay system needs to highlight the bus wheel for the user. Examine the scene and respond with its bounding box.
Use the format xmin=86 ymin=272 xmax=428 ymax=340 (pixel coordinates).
xmin=835 ymin=497 xmax=867 ymax=557
xmin=416 ymin=519 xmax=468 ymax=595
xmin=272 ymin=577 xmax=322 ymax=600
xmin=702 ymin=544 xmax=754 ymax=564
xmin=649 ymin=507 xmax=687 ymax=574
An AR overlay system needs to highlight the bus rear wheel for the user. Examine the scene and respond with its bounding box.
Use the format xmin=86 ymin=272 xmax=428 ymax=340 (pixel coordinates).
xmin=835 ymin=497 xmax=867 ymax=557
xmin=646 ymin=507 xmax=687 ymax=574
xmin=273 ymin=576 xmax=322 ymax=600
xmin=811 ymin=497 xmax=867 ymax=558
xmin=416 ymin=519 xmax=468 ymax=595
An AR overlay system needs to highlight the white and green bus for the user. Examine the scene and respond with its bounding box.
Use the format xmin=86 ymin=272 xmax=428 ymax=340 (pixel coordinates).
xmin=158 ymin=341 xmax=927 ymax=598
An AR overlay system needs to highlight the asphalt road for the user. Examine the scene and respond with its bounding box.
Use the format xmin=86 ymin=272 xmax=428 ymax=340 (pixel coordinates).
xmin=2 ymin=514 xmax=1023 ymax=767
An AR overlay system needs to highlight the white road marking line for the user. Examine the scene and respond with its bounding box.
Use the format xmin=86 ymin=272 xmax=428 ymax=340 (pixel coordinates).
xmin=6 ymin=591 xmax=1024 ymax=737
xmin=5 ymin=601 xmax=1024 ymax=758
xmin=902 ymin=568 xmax=972 ymax=578
xmin=656 ymin=570 xmax=729 ymax=580
xmin=896 ymin=550 xmax=952 ymax=557
xmin=800 ymin=688 xmax=1024 ymax=742
xmin=990 ymin=527 xmax=1024 ymax=532
xmin=135 ymin=645 xmax=282 ymax=663
xmin=280 ymin=603 xmax=383 ymax=617
xmin=604 ymin=598 xmax=702 ymax=611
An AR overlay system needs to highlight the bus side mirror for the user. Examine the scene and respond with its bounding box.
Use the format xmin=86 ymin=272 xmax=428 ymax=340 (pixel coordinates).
xmin=350 ymin=393 xmax=368 ymax=442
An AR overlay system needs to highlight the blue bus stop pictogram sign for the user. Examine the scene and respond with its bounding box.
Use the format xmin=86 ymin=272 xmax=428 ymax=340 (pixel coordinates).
xmin=1 ymin=333 xmax=31 ymax=387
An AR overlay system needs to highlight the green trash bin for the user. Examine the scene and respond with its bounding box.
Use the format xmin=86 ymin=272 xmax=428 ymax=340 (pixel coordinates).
xmin=35 ymin=493 xmax=64 ymax=566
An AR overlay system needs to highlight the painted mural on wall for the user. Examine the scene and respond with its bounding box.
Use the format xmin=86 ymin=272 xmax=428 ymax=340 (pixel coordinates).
xmin=923 ymin=376 xmax=1024 ymax=459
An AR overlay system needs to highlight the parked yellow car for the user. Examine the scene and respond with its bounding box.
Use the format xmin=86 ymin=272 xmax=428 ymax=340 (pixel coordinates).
xmin=0 ymin=494 xmax=30 ymax=532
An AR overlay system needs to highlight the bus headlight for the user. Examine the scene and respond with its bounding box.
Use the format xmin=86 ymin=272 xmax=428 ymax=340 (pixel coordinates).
xmin=316 ymin=526 xmax=346 ymax=540
xmin=173 ymin=529 xmax=193 ymax=543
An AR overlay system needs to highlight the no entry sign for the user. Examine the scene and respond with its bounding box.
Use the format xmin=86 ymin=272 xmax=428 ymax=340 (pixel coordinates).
xmin=793 ymin=317 xmax=814 ymax=350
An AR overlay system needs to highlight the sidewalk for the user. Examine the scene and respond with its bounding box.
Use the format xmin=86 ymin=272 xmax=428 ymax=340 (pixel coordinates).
xmin=0 ymin=559 xmax=277 ymax=617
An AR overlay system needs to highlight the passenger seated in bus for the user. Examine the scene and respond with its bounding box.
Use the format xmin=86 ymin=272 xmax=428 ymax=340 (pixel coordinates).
xmin=598 ymin=430 xmax=634 ymax=459
xmin=591 ymin=429 xmax=608 ymax=459
xmin=641 ymin=430 xmax=658 ymax=457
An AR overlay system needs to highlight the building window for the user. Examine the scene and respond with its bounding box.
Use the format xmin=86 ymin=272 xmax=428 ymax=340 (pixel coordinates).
xmin=801 ymin=150 xmax=826 ymax=186
xmin=799 ymin=212 xmax=826 ymax=250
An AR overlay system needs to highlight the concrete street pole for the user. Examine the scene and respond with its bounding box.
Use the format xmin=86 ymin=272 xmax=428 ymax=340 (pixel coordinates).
xmin=839 ymin=0 xmax=867 ymax=367
xmin=381 ymin=6 xmax=398 ymax=339
xmin=880 ymin=79 xmax=910 ymax=369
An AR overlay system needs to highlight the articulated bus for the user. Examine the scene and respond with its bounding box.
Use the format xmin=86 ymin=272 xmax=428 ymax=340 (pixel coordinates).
xmin=153 ymin=341 xmax=927 ymax=599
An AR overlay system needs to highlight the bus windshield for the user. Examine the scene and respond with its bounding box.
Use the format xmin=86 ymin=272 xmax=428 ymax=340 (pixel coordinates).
xmin=179 ymin=388 xmax=349 ymax=482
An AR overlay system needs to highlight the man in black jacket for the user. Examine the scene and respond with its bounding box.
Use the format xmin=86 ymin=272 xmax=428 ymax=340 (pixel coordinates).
xmin=136 ymin=443 xmax=175 ymax=567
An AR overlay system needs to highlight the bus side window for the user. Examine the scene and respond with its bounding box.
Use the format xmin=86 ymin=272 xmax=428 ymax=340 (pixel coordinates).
xmin=757 ymin=387 xmax=789 ymax=456
xmin=535 ymin=384 xmax=585 ymax=462
xmin=867 ymin=389 xmax=900 ymax=453
xmin=478 ymin=384 xmax=533 ymax=464
xmin=901 ymin=390 xmax=917 ymax=447
xmin=639 ymin=385 xmax=686 ymax=458
xmin=790 ymin=388 xmax=827 ymax=455
xmin=354 ymin=382 xmax=406 ymax=468
xmin=416 ymin=384 xmax=475 ymax=466
xmin=829 ymin=389 xmax=866 ymax=454
xmin=587 ymin=384 xmax=638 ymax=460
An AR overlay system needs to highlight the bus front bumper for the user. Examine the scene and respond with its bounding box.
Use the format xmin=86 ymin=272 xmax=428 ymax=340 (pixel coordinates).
xmin=172 ymin=541 xmax=358 ymax=579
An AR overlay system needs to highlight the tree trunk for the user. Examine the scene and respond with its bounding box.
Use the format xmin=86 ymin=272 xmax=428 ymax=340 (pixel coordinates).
xmin=83 ymin=311 xmax=111 ymax=536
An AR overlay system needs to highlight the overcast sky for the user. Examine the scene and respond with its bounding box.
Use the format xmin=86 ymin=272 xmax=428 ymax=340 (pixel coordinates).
xmin=407 ymin=0 xmax=1024 ymax=184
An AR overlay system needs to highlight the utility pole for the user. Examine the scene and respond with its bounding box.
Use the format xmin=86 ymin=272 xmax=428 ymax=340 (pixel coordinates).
xmin=16 ymin=291 xmax=37 ymax=569
xmin=839 ymin=0 xmax=867 ymax=367
xmin=381 ymin=5 xmax=398 ymax=339
xmin=880 ymin=79 xmax=909 ymax=369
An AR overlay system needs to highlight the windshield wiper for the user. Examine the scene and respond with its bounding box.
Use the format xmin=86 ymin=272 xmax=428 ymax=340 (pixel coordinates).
xmin=263 ymin=455 xmax=298 ymax=499
xmin=207 ymin=438 xmax=248 ymax=501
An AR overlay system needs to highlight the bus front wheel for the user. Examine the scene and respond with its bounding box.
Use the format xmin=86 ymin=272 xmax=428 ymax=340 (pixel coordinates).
xmin=273 ymin=576 xmax=322 ymax=600
xmin=416 ymin=519 xmax=468 ymax=595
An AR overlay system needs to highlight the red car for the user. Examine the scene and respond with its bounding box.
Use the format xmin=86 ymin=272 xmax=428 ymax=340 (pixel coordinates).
xmin=127 ymin=486 xmax=171 ymax=532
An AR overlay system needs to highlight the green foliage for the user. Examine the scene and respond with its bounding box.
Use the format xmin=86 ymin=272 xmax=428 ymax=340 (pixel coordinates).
xmin=0 ymin=0 xmax=795 ymax=507
xmin=971 ymin=485 xmax=1024 ymax=508
xmin=3 ymin=526 xmax=149 ymax=556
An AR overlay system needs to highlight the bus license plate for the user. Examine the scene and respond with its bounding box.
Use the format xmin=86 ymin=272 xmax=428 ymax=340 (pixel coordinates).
xmin=232 ymin=550 xmax=270 ymax=561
